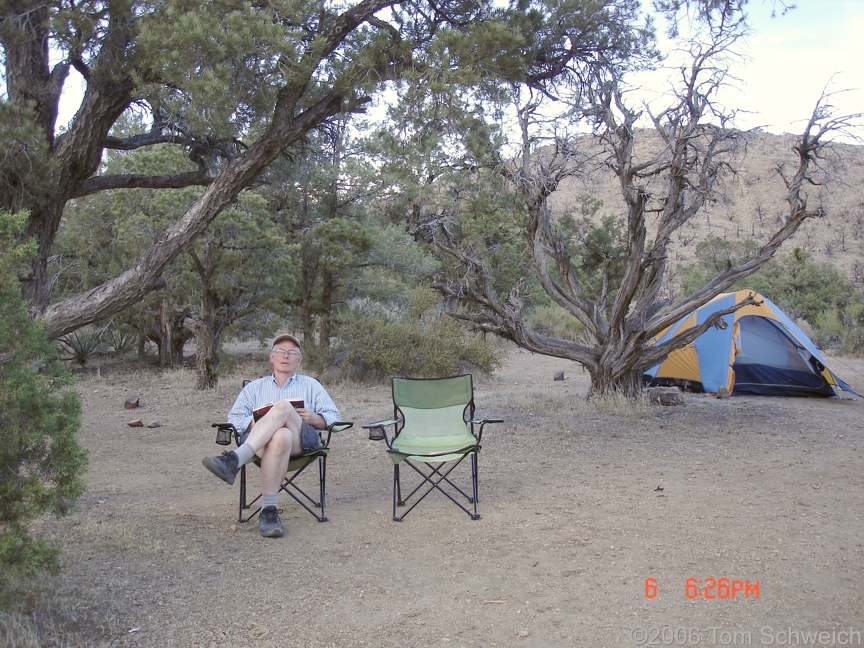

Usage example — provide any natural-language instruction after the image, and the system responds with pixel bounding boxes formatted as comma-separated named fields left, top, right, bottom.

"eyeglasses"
left=271, top=348, right=302, bottom=357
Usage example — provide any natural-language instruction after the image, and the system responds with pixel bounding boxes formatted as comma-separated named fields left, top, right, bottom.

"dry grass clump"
left=73, top=517, right=171, bottom=558
left=0, top=611, right=40, bottom=648
left=0, top=588, right=127, bottom=648
left=487, top=387, right=650, bottom=421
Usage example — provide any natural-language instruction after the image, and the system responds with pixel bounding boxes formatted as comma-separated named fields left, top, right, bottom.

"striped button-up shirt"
left=227, top=373, right=340, bottom=433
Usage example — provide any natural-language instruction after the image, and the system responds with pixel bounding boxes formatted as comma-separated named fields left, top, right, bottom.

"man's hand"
left=295, top=407, right=327, bottom=430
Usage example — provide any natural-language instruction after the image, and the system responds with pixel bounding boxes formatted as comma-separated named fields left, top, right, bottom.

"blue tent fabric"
left=642, top=293, right=736, bottom=391
left=693, top=293, right=736, bottom=394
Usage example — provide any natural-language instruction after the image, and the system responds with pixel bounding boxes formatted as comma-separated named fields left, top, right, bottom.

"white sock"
left=262, top=494, right=279, bottom=510
left=234, top=443, right=256, bottom=466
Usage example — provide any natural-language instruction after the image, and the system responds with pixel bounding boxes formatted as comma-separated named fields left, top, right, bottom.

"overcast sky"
left=55, top=1, right=864, bottom=138
left=715, top=0, right=864, bottom=135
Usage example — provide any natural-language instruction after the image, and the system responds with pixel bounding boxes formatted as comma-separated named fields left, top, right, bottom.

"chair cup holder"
left=367, top=426, right=385, bottom=441
left=215, top=427, right=232, bottom=445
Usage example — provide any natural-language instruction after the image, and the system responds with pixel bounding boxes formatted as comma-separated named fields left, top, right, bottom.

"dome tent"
left=644, top=290, right=858, bottom=398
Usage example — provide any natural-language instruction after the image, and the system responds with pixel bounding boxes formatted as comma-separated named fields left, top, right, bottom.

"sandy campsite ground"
left=13, top=348, right=864, bottom=647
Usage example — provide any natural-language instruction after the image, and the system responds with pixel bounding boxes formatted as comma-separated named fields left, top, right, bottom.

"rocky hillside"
left=547, top=130, right=864, bottom=291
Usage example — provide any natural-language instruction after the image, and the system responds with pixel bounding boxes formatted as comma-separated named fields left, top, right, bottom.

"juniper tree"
left=0, top=210, right=86, bottom=603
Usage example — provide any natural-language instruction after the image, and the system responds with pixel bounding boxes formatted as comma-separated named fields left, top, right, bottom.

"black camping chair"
left=363, top=375, right=502, bottom=521
left=211, top=381, right=353, bottom=523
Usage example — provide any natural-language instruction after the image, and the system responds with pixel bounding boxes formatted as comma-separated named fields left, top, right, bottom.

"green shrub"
left=680, top=240, right=856, bottom=322
left=751, top=249, right=857, bottom=325
left=0, top=211, right=87, bottom=607
left=678, top=238, right=861, bottom=351
left=314, top=288, right=506, bottom=380
left=816, top=303, right=864, bottom=356
left=524, top=303, right=590, bottom=343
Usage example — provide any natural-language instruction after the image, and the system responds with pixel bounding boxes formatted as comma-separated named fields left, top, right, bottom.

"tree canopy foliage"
left=53, top=113, right=296, bottom=386
left=1, top=0, right=653, bottom=343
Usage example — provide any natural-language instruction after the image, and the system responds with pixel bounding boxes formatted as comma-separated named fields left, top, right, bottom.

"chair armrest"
left=362, top=418, right=402, bottom=445
left=211, top=422, right=240, bottom=446
left=321, top=421, right=353, bottom=447
left=362, top=418, right=402, bottom=428
left=468, top=418, right=503, bottom=442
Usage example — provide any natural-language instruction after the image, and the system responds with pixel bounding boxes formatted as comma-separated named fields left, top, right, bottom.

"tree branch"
left=645, top=91, right=860, bottom=340
left=102, top=132, right=195, bottom=150
left=71, top=172, right=213, bottom=198
left=432, top=223, right=598, bottom=365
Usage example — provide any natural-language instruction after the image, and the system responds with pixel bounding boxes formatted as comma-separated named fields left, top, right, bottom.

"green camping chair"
left=363, top=375, right=502, bottom=521
left=211, top=381, right=353, bottom=523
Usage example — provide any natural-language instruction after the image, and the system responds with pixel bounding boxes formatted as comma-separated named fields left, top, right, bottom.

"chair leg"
left=392, top=454, right=481, bottom=521
left=474, top=453, right=479, bottom=501
left=278, top=455, right=330, bottom=523
left=400, top=461, right=474, bottom=504
left=392, top=464, right=402, bottom=521
left=395, top=463, right=404, bottom=506
left=238, top=464, right=263, bottom=524
left=239, top=455, right=331, bottom=524
left=239, top=464, right=246, bottom=512
left=470, top=452, right=480, bottom=520
left=318, top=455, right=328, bottom=522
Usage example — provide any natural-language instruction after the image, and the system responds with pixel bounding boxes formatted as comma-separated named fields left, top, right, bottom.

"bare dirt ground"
left=11, top=348, right=864, bottom=647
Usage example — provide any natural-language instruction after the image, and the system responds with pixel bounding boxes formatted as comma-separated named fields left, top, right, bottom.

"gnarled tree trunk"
left=193, top=292, right=217, bottom=390
left=587, top=363, right=643, bottom=399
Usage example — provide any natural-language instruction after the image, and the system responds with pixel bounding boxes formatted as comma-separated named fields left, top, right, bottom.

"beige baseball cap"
left=272, top=333, right=302, bottom=352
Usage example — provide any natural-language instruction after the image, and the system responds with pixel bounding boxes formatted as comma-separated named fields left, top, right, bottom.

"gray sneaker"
left=259, top=506, right=284, bottom=538
left=202, top=452, right=239, bottom=485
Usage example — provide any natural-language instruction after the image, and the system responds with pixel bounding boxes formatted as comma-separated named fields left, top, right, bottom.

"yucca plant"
left=58, top=329, right=102, bottom=365
left=102, top=323, right=137, bottom=355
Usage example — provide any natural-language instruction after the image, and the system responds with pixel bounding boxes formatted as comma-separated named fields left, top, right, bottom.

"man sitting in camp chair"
left=202, top=334, right=341, bottom=538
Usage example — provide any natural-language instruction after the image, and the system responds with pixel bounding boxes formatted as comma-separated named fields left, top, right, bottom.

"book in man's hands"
left=252, top=404, right=273, bottom=422
left=252, top=399, right=304, bottom=422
